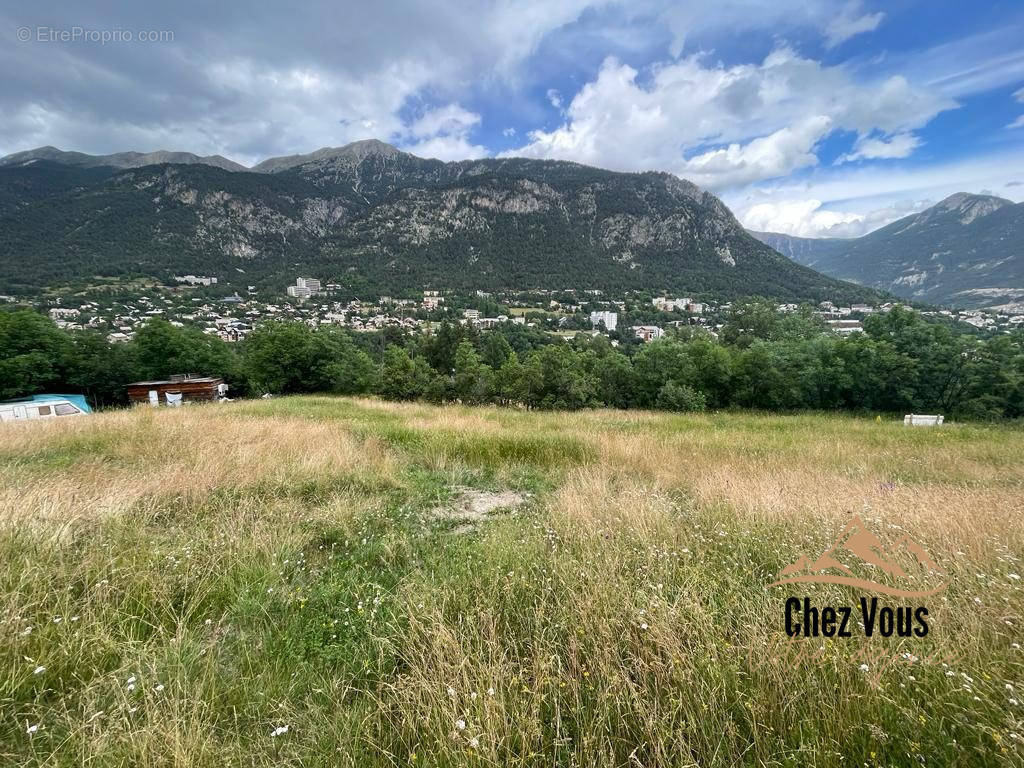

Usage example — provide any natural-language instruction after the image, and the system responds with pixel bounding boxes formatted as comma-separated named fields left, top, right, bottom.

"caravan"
left=0, top=394, right=92, bottom=423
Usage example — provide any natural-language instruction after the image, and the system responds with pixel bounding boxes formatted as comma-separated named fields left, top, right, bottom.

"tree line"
left=2, top=302, right=1022, bottom=419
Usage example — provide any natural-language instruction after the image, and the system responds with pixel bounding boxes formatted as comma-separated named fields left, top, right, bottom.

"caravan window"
left=54, top=403, right=79, bottom=416
left=37, top=405, right=52, bottom=416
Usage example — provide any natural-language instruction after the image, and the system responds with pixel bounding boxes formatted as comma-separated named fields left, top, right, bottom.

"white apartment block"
left=590, top=310, right=618, bottom=332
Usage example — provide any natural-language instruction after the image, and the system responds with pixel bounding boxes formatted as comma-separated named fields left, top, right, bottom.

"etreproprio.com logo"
left=17, top=26, right=174, bottom=44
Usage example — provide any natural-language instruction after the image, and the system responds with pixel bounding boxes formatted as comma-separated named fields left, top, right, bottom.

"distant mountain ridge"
left=750, top=193, right=1024, bottom=308
left=0, top=140, right=419, bottom=175
left=0, top=145, right=248, bottom=173
left=0, top=141, right=879, bottom=303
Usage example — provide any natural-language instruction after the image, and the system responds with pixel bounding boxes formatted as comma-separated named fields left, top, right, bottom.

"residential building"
left=174, top=275, right=218, bottom=286
left=590, top=310, right=618, bottom=332
left=827, top=319, right=864, bottom=335
left=632, top=325, right=664, bottom=342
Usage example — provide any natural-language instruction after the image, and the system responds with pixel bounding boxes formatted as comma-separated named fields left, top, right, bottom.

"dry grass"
left=2, top=398, right=1022, bottom=766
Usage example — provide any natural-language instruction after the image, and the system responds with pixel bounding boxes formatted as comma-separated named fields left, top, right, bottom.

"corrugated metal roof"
left=126, top=377, right=222, bottom=386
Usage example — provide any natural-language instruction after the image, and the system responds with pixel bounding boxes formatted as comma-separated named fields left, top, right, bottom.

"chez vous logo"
left=768, top=515, right=948, bottom=639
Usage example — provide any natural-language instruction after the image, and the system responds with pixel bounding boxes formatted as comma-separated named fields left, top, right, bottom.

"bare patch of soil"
left=431, top=486, right=528, bottom=533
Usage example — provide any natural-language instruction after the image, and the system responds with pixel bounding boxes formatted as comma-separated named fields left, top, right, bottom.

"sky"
left=2, top=0, right=1024, bottom=238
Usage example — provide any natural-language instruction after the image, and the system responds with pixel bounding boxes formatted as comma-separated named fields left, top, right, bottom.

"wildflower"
left=469, top=736, right=479, bottom=748
left=1007, top=684, right=1014, bottom=691
left=487, top=687, right=495, bottom=696
left=455, top=719, right=466, bottom=731
left=20, top=626, right=32, bottom=636
left=205, top=618, right=212, bottom=625
left=271, top=725, right=289, bottom=737
left=127, top=683, right=136, bottom=692
left=1009, top=574, right=1021, bottom=581
left=859, top=664, right=870, bottom=672
left=470, top=691, right=478, bottom=700
left=155, top=684, right=165, bottom=692
left=126, top=676, right=137, bottom=685
left=640, top=622, right=649, bottom=630
left=27, top=724, right=39, bottom=734
left=33, top=666, right=46, bottom=675
left=447, top=686, right=456, bottom=697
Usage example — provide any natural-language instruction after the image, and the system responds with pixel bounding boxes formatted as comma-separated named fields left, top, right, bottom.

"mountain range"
left=750, top=193, right=1024, bottom=309
left=0, top=142, right=877, bottom=303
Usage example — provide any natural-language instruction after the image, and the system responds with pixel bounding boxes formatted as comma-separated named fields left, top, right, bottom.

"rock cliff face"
left=0, top=141, right=877, bottom=302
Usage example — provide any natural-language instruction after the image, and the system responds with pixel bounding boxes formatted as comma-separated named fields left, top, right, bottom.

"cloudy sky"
left=3, top=0, right=1024, bottom=237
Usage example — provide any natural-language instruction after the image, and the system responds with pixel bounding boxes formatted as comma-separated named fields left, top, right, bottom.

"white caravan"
left=0, top=394, right=92, bottom=423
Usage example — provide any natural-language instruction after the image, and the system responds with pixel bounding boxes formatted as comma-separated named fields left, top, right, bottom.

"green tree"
left=0, top=309, right=74, bottom=399
left=134, top=319, right=239, bottom=384
left=480, top=331, right=514, bottom=370
left=523, top=345, right=597, bottom=410
left=243, top=321, right=315, bottom=394
left=452, top=340, right=492, bottom=404
left=655, top=381, right=707, bottom=412
left=378, top=346, right=438, bottom=401
left=632, top=340, right=697, bottom=408
left=308, top=327, right=377, bottom=395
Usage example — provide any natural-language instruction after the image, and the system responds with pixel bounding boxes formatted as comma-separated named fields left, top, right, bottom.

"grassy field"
left=1, top=398, right=1022, bottom=766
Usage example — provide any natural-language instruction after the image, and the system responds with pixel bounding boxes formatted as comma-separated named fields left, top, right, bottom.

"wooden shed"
left=126, top=375, right=226, bottom=406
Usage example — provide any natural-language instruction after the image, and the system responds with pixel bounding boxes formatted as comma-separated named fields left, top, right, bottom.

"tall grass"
left=1, top=398, right=1021, bottom=766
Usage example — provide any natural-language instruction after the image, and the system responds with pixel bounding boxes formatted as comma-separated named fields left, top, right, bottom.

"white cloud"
left=680, top=116, right=832, bottom=188
left=546, top=89, right=563, bottom=109
left=739, top=198, right=933, bottom=238
left=400, top=103, right=487, bottom=160
left=742, top=199, right=865, bottom=237
left=407, top=104, right=481, bottom=140
left=727, top=146, right=1024, bottom=237
left=823, top=1, right=885, bottom=48
left=1009, top=88, right=1024, bottom=129
left=507, top=47, right=953, bottom=189
left=502, top=127, right=517, bottom=137
left=402, top=134, right=489, bottom=161
left=653, top=1, right=885, bottom=58
left=0, top=0, right=606, bottom=163
left=836, top=131, right=921, bottom=163
left=910, top=31, right=1024, bottom=98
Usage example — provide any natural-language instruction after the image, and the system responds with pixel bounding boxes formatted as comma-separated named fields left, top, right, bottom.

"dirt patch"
left=431, top=486, right=528, bottom=533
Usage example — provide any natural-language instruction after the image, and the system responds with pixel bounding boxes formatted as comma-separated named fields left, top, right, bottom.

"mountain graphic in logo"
left=768, top=516, right=948, bottom=597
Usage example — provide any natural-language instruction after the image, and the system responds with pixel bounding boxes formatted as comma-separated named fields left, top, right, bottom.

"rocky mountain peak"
left=252, top=140, right=406, bottom=173
left=931, top=192, right=1012, bottom=225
